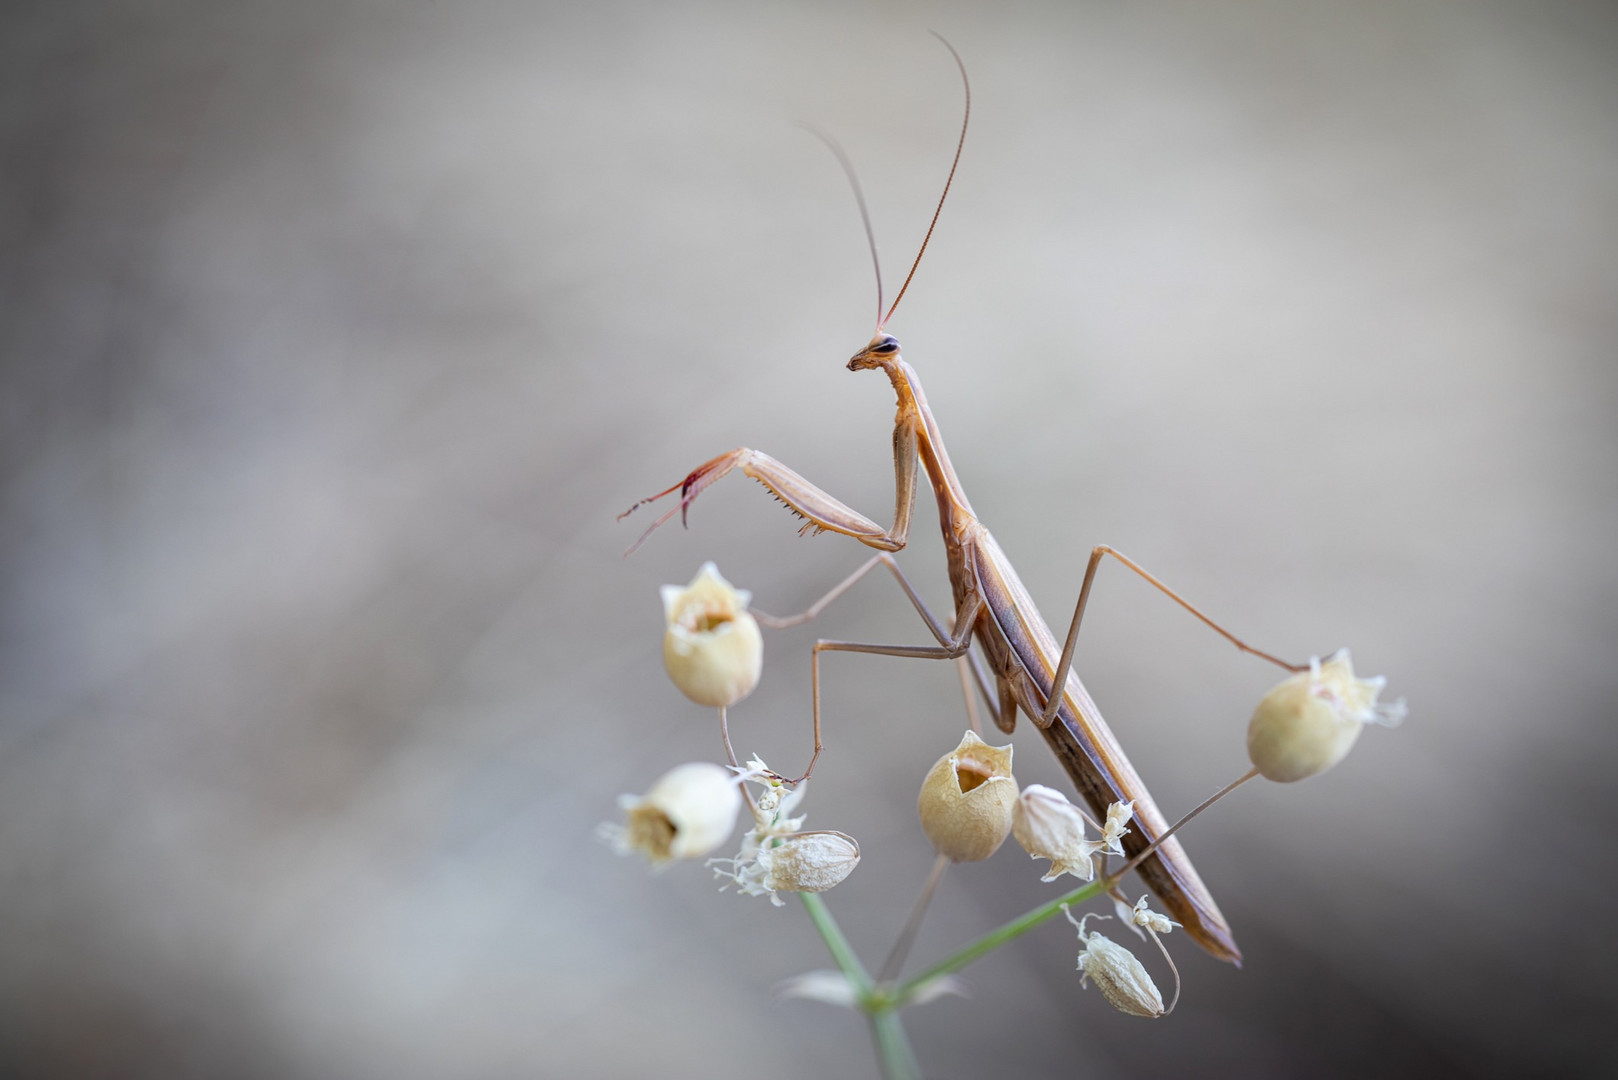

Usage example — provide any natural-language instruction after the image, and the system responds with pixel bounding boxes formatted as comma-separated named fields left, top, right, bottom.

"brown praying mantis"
left=621, top=40, right=1307, bottom=967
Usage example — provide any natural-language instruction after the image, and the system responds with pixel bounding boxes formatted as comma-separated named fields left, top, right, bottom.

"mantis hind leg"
left=1038, top=545, right=1305, bottom=727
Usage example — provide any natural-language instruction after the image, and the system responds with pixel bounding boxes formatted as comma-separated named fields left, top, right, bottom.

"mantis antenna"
left=882, top=31, right=970, bottom=329
left=799, top=123, right=885, bottom=332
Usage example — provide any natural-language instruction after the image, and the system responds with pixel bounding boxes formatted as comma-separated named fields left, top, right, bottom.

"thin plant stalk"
left=877, top=854, right=949, bottom=983
left=717, top=705, right=738, bottom=767
left=1146, top=926, right=1181, bottom=1014
left=798, top=892, right=870, bottom=991
left=893, top=876, right=1108, bottom=1001
left=1110, top=767, right=1258, bottom=883
left=800, top=894, right=921, bottom=1080
left=868, top=1010, right=922, bottom=1080
left=893, top=767, right=1259, bottom=1001
left=717, top=706, right=761, bottom=815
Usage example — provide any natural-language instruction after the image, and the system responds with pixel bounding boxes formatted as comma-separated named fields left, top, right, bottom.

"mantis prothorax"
left=621, top=36, right=1304, bottom=967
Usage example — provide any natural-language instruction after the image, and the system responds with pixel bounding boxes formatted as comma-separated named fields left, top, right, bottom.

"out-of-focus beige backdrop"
left=3, top=1, right=1614, bottom=1076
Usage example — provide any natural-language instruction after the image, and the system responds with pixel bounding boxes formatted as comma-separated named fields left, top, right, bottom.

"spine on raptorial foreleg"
left=621, top=443, right=906, bottom=558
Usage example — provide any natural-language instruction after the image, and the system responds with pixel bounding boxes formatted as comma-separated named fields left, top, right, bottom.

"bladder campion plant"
left=606, top=38, right=1406, bottom=1079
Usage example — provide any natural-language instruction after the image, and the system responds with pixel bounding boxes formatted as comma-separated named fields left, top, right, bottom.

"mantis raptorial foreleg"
left=621, top=436, right=919, bottom=557
left=1033, top=546, right=1305, bottom=728
left=628, top=450, right=994, bottom=783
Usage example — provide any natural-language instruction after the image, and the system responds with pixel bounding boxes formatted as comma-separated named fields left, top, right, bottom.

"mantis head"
left=848, top=333, right=901, bottom=372
left=819, top=36, right=967, bottom=380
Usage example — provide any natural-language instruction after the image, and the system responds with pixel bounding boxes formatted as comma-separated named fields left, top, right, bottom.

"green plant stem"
left=892, top=877, right=1107, bottom=1002
left=891, top=768, right=1259, bottom=1003
left=868, top=1009, right=921, bottom=1080
left=798, top=892, right=870, bottom=991
left=800, top=894, right=922, bottom=1080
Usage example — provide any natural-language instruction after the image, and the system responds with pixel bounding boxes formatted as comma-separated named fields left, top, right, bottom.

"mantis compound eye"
left=871, top=336, right=900, bottom=354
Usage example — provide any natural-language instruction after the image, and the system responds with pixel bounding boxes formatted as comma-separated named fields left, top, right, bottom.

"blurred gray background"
left=3, top=1, right=1615, bottom=1077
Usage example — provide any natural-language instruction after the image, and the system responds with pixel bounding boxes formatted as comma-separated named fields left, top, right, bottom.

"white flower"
left=1131, top=896, right=1180, bottom=936
left=602, top=761, right=742, bottom=864
left=1012, top=784, right=1103, bottom=882
left=742, top=756, right=807, bottom=833
left=1113, top=894, right=1145, bottom=938
left=713, top=830, right=861, bottom=906
left=917, top=730, right=1018, bottom=863
left=1247, top=648, right=1406, bottom=782
left=710, top=760, right=859, bottom=905
left=661, top=562, right=763, bottom=707
left=1064, top=906, right=1164, bottom=1019
left=1100, top=800, right=1134, bottom=857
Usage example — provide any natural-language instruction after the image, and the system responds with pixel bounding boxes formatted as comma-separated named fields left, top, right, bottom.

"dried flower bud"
left=713, top=828, right=861, bottom=906
left=661, top=562, right=763, bottom=707
left=754, top=831, right=861, bottom=903
left=1065, top=906, right=1164, bottom=1019
left=1100, top=800, right=1134, bottom=857
left=1131, top=896, right=1180, bottom=936
left=711, top=763, right=858, bottom=904
left=1247, top=648, right=1407, bottom=782
left=1013, top=784, right=1102, bottom=882
left=605, top=761, right=741, bottom=864
left=917, top=730, right=1018, bottom=862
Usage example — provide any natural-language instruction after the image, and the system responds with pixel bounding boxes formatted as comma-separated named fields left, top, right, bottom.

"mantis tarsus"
left=621, top=39, right=1303, bottom=967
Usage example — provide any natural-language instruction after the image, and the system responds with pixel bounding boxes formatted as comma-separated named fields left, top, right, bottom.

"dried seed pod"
left=1012, top=784, right=1101, bottom=882
left=710, top=763, right=859, bottom=905
left=660, top=562, right=763, bottom=707
left=1247, top=648, right=1406, bottom=782
left=1081, top=931, right=1165, bottom=1018
left=609, top=762, right=742, bottom=864
left=1066, top=907, right=1165, bottom=1019
left=756, top=830, right=861, bottom=898
left=917, top=730, right=1018, bottom=862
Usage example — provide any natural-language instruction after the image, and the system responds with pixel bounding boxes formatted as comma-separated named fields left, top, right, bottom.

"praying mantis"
left=621, top=40, right=1304, bottom=966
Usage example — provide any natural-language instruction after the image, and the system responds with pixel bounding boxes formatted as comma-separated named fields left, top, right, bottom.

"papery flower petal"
left=898, top=975, right=968, bottom=1007
left=1013, top=784, right=1101, bottom=882
left=777, top=971, right=861, bottom=1009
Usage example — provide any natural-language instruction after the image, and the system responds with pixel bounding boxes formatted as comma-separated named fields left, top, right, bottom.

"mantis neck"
left=890, top=359, right=977, bottom=541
